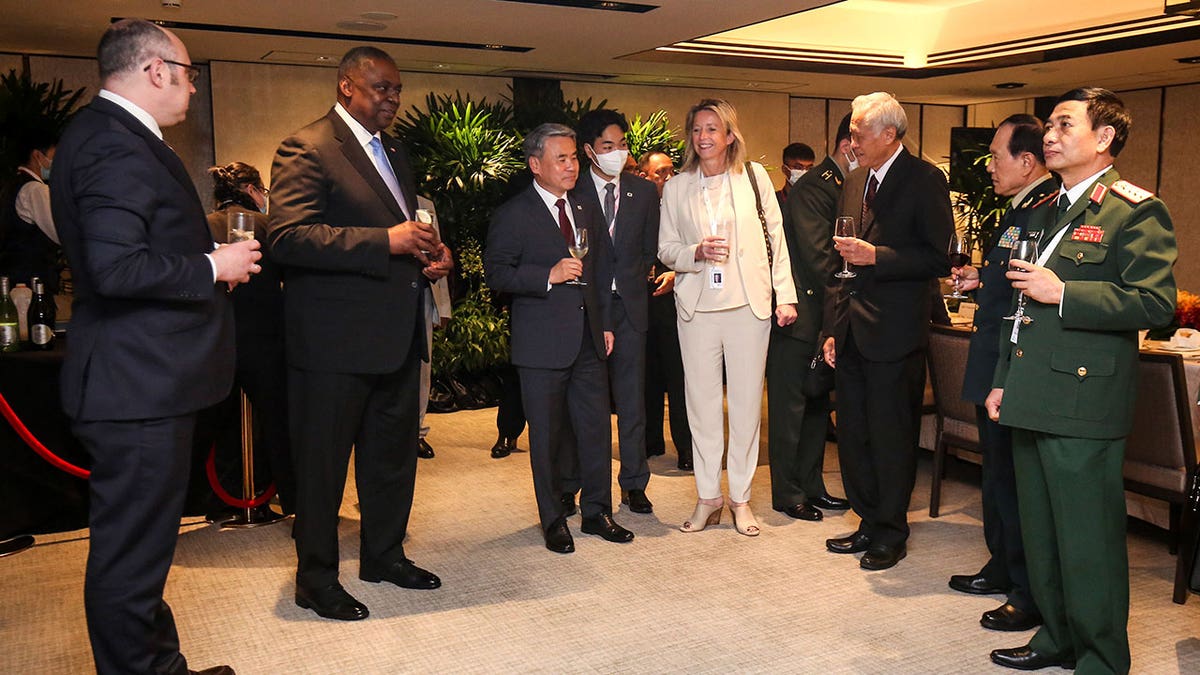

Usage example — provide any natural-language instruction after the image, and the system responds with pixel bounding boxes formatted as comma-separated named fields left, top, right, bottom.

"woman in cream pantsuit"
left=658, top=98, right=798, bottom=536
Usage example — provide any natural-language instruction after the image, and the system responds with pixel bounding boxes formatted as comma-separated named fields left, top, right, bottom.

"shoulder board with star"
left=1110, top=180, right=1153, bottom=204
left=1023, top=192, right=1057, bottom=210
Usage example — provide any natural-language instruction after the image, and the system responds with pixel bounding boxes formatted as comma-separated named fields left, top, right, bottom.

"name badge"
left=708, top=265, right=725, bottom=289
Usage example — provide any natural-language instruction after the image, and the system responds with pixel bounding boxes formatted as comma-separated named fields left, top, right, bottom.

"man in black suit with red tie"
left=268, top=46, right=451, bottom=621
left=821, top=92, right=953, bottom=570
left=485, top=123, right=633, bottom=554
left=51, top=19, right=260, bottom=674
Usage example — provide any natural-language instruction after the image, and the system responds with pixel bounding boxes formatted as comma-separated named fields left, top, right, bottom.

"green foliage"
left=0, top=69, right=86, bottom=172
left=430, top=238, right=509, bottom=378
left=626, top=109, right=684, bottom=166
left=949, top=135, right=1007, bottom=255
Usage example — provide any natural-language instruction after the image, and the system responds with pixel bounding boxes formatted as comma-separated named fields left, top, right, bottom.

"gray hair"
left=337, top=46, right=396, bottom=81
left=522, top=123, right=575, bottom=162
left=851, top=92, right=907, bottom=139
left=97, top=18, right=175, bottom=81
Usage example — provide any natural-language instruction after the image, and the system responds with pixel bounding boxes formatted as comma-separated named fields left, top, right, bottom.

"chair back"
left=1125, top=352, right=1198, bottom=501
left=927, top=324, right=978, bottom=448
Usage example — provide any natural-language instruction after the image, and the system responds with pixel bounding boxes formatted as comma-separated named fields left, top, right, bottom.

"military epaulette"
left=1110, top=180, right=1153, bottom=204
left=1026, top=192, right=1057, bottom=210
left=820, top=169, right=843, bottom=187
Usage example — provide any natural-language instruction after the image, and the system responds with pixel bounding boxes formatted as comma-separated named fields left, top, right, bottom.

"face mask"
left=844, top=149, right=859, bottom=172
left=258, top=199, right=268, bottom=215
left=788, top=168, right=806, bottom=185
left=39, top=156, right=52, bottom=182
left=591, top=148, right=629, bottom=177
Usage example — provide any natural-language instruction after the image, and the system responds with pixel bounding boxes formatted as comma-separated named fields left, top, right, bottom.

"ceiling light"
left=1176, top=55, right=1200, bottom=63
left=496, top=0, right=657, bottom=13
left=993, top=82, right=1026, bottom=89
left=360, top=11, right=398, bottom=21
left=336, top=20, right=387, bottom=31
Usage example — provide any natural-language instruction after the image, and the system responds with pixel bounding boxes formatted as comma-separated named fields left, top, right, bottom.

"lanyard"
left=700, top=172, right=728, bottom=236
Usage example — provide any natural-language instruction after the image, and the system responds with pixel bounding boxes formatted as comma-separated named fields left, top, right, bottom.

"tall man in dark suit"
left=51, top=18, right=260, bottom=674
left=768, top=114, right=855, bottom=522
left=268, top=46, right=450, bottom=622
left=821, top=92, right=953, bottom=570
left=561, top=109, right=659, bottom=514
left=987, top=88, right=1177, bottom=674
left=947, top=115, right=1056, bottom=633
left=485, top=123, right=633, bottom=554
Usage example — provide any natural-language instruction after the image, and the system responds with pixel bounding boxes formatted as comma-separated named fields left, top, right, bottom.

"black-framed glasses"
left=143, top=58, right=200, bottom=84
left=254, top=185, right=270, bottom=195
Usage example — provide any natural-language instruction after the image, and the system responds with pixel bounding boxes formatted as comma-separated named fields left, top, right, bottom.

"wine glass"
left=945, top=232, right=971, bottom=299
left=566, top=228, right=588, bottom=286
left=227, top=211, right=255, bottom=243
left=1002, top=238, right=1039, bottom=324
left=834, top=216, right=856, bottom=279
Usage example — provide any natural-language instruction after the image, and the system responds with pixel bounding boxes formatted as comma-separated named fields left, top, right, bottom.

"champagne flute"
left=566, top=228, right=588, bottom=286
left=1003, top=238, right=1039, bottom=324
left=711, top=221, right=730, bottom=265
left=945, top=232, right=971, bottom=299
left=227, top=211, right=255, bottom=243
left=834, top=216, right=857, bottom=279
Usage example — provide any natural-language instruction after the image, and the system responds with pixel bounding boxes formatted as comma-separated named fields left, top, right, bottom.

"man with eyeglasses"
left=51, top=18, right=260, bottom=675
left=268, top=46, right=451, bottom=621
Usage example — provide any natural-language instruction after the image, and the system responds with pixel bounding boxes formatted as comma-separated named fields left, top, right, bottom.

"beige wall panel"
left=921, top=105, right=964, bottom=170
left=0, top=54, right=25, bottom=76
left=789, top=97, right=827, bottom=154
left=967, top=100, right=1032, bottom=128
left=826, top=98, right=853, bottom=154
left=560, top=81, right=790, bottom=189
left=1160, top=85, right=1200, bottom=292
left=1114, top=88, right=1160, bottom=193
left=901, top=102, right=921, bottom=158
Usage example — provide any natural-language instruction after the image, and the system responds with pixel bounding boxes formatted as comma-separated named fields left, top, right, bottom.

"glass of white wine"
left=227, top=211, right=255, bottom=244
left=566, top=228, right=588, bottom=286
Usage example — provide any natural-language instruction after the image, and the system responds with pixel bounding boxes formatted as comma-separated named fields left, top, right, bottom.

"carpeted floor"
left=2, top=406, right=1197, bottom=674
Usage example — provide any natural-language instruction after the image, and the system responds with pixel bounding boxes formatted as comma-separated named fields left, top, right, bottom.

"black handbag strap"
left=744, top=161, right=774, bottom=269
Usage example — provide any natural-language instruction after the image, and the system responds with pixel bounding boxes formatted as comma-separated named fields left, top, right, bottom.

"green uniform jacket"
left=774, top=155, right=843, bottom=346
left=992, top=168, right=1177, bottom=440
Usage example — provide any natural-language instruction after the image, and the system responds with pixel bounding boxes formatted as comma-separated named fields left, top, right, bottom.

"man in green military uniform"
left=986, top=88, right=1177, bottom=673
left=767, top=114, right=856, bottom=521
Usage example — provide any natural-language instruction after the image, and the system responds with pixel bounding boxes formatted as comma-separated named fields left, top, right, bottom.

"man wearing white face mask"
left=775, top=142, right=815, bottom=209
left=561, top=109, right=660, bottom=515
left=1, top=128, right=62, bottom=293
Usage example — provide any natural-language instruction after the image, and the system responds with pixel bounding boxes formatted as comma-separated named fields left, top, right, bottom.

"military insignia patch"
left=1071, top=225, right=1104, bottom=243
left=1089, top=183, right=1107, bottom=205
left=1111, top=180, right=1152, bottom=204
left=997, top=225, right=1021, bottom=248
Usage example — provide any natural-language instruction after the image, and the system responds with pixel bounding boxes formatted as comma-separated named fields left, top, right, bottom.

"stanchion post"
left=221, top=391, right=287, bottom=529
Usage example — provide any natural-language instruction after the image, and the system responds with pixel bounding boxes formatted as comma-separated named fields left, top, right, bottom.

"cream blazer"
left=658, top=161, right=797, bottom=321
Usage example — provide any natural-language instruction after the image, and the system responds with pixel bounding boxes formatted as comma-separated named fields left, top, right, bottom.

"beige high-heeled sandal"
left=728, top=500, right=760, bottom=536
left=679, top=499, right=723, bottom=533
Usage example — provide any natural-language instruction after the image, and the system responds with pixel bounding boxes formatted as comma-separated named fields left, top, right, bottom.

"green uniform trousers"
left=1012, top=429, right=1130, bottom=675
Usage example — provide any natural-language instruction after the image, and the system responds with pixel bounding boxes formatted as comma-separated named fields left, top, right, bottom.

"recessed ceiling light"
left=335, top=19, right=387, bottom=31
left=315, top=55, right=333, bottom=62
left=993, top=82, right=1026, bottom=89
left=361, top=11, right=398, bottom=21
left=1177, top=55, right=1200, bottom=64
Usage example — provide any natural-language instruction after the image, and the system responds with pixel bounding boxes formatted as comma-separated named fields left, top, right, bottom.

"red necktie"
left=862, top=174, right=878, bottom=225
left=556, top=198, right=573, bottom=246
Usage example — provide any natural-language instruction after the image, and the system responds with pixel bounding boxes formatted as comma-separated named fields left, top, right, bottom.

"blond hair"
left=680, top=98, right=748, bottom=174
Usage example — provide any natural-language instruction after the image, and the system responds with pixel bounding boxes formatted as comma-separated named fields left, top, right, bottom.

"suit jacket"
left=267, top=109, right=425, bottom=373
left=658, top=161, right=798, bottom=321
left=50, top=96, right=234, bottom=421
left=823, top=147, right=953, bottom=361
left=484, top=183, right=613, bottom=370
left=960, top=175, right=1057, bottom=404
left=207, top=205, right=284, bottom=340
left=570, top=171, right=658, bottom=332
left=993, top=168, right=1177, bottom=439
left=775, top=155, right=843, bottom=346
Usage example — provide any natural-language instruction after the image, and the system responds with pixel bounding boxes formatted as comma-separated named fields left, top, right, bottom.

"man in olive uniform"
left=767, top=114, right=855, bottom=521
left=949, top=115, right=1057, bottom=632
left=986, top=88, right=1177, bottom=673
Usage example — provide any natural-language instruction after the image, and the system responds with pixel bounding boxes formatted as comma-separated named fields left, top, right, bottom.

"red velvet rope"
left=0, top=390, right=90, bottom=479
left=205, top=445, right=276, bottom=508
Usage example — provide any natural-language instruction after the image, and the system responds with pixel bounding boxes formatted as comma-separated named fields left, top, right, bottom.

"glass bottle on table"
left=28, top=277, right=55, bottom=351
left=0, top=276, right=19, bottom=352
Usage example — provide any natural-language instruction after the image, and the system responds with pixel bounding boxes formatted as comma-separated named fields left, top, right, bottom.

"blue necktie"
left=369, top=136, right=409, bottom=220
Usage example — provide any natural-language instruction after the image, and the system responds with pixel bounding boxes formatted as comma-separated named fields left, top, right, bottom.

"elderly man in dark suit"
left=821, top=92, right=953, bottom=570
left=485, top=123, right=633, bottom=554
left=51, top=18, right=259, bottom=674
left=559, top=109, right=659, bottom=515
left=268, top=46, right=450, bottom=622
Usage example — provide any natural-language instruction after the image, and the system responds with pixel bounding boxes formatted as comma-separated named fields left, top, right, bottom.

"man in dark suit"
left=821, top=92, right=953, bottom=570
left=485, top=123, right=633, bottom=554
left=947, top=115, right=1056, bottom=633
left=767, top=114, right=855, bottom=522
left=51, top=19, right=260, bottom=674
left=560, top=109, right=659, bottom=514
left=268, top=46, right=450, bottom=621
left=987, top=88, right=1177, bottom=674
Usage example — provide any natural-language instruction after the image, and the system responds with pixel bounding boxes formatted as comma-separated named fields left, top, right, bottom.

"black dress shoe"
left=990, top=645, right=1075, bottom=670
left=490, top=435, right=514, bottom=459
left=544, top=519, right=574, bottom=554
left=580, top=512, right=635, bottom=543
left=949, top=573, right=1008, bottom=595
left=360, top=558, right=441, bottom=589
left=981, top=603, right=1043, bottom=632
left=826, top=532, right=871, bottom=554
left=560, top=492, right=577, bottom=517
left=808, top=494, right=851, bottom=511
left=621, top=489, right=654, bottom=514
left=860, top=543, right=906, bottom=570
left=417, top=438, right=435, bottom=459
left=189, top=667, right=236, bottom=675
left=646, top=445, right=666, bottom=457
left=677, top=456, right=693, bottom=471
left=295, top=583, right=369, bottom=621
left=777, top=504, right=822, bottom=521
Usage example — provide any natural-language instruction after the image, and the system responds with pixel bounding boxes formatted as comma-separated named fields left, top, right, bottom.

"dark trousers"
left=834, top=332, right=925, bottom=547
left=975, top=405, right=1035, bottom=612
left=644, top=289, right=691, bottom=462
left=289, top=350, right=421, bottom=591
left=519, top=329, right=612, bottom=531
left=766, top=334, right=830, bottom=508
left=75, top=415, right=196, bottom=675
left=495, top=363, right=526, bottom=440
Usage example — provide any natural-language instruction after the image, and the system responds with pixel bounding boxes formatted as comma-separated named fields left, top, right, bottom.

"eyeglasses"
left=143, top=58, right=201, bottom=84
left=254, top=185, right=270, bottom=195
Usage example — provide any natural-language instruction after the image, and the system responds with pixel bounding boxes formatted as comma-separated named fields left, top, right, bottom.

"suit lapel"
left=862, top=148, right=910, bottom=240
left=328, top=111, right=409, bottom=223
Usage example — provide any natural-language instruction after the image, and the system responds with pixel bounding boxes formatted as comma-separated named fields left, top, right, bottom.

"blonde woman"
left=658, top=99, right=798, bottom=536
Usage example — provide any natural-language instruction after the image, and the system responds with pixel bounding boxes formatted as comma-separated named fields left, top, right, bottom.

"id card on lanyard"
left=702, top=174, right=729, bottom=289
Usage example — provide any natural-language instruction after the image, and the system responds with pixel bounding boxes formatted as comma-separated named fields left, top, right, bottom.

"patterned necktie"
left=604, top=183, right=616, bottom=235
left=368, top=136, right=410, bottom=219
left=555, top=198, right=573, bottom=246
left=863, top=174, right=879, bottom=225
